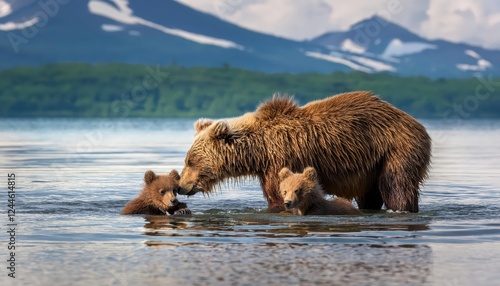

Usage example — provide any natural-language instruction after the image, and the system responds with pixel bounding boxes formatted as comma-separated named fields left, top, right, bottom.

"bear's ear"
left=278, top=167, right=293, bottom=181
left=210, top=120, right=237, bottom=140
left=303, top=167, right=317, bottom=182
left=144, top=170, right=157, bottom=184
left=168, top=169, right=180, bottom=181
left=194, top=118, right=213, bottom=135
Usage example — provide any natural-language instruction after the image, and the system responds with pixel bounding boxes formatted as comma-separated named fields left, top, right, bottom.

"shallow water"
left=1, top=118, right=499, bottom=286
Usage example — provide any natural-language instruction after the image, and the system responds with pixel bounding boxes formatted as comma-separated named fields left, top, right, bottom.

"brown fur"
left=279, top=167, right=361, bottom=215
left=121, top=170, right=190, bottom=215
left=179, top=91, right=431, bottom=212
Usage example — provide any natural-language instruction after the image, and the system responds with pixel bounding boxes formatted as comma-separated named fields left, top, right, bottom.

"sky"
left=175, top=0, right=500, bottom=50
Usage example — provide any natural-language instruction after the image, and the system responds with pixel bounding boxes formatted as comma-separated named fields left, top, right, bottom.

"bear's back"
left=326, top=197, right=362, bottom=215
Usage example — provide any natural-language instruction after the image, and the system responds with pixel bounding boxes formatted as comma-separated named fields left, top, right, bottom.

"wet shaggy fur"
left=121, top=170, right=191, bottom=215
left=279, top=167, right=361, bottom=215
left=178, top=91, right=431, bottom=212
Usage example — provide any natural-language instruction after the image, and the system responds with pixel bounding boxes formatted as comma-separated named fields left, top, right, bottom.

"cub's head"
left=143, top=169, right=183, bottom=214
left=178, top=119, right=242, bottom=196
left=278, top=167, right=318, bottom=209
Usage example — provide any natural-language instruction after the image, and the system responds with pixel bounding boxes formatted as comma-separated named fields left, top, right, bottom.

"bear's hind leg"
left=378, top=129, right=430, bottom=213
left=378, top=162, right=421, bottom=213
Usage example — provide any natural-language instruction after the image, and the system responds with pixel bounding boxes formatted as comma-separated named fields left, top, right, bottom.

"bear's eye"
left=159, top=189, right=167, bottom=196
left=294, top=189, right=300, bottom=194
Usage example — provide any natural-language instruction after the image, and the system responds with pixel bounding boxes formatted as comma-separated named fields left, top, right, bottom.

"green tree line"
left=0, top=63, right=498, bottom=118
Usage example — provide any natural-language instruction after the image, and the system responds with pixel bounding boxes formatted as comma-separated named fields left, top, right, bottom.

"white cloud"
left=175, top=0, right=500, bottom=50
left=420, top=0, right=500, bottom=49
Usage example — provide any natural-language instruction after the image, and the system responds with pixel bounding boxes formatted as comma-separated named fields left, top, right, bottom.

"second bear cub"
left=279, top=167, right=361, bottom=215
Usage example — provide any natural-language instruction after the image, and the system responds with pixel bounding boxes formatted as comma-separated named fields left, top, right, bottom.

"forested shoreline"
left=1, top=63, right=498, bottom=118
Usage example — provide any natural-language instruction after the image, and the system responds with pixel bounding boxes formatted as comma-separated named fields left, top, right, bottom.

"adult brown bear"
left=178, top=91, right=431, bottom=213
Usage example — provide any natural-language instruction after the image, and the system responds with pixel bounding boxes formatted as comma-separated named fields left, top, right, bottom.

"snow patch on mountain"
left=465, top=49, right=481, bottom=59
left=306, top=50, right=396, bottom=73
left=89, top=0, right=243, bottom=49
left=382, top=38, right=437, bottom=57
left=350, top=56, right=396, bottom=72
left=305, top=51, right=371, bottom=73
left=340, top=39, right=366, bottom=54
left=89, top=0, right=135, bottom=24
left=457, top=50, right=492, bottom=71
left=0, top=1, right=12, bottom=18
left=0, top=17, right=38, bottom=31
left=102, top=24, right=124, bottom=32
left=456, top=60, right=492, bottom=71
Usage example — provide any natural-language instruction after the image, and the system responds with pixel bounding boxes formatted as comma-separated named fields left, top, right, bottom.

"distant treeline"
left=1, top=63, right=499, bottom=118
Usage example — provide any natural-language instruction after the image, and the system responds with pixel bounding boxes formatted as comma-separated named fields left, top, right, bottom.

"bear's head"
left=278, top=167, right=319, bottom=209
left=122, top=169, right=187, bottom=215
left=142, top=169, right=184, bottom=214
left=179, top=119, right=244, bottom=196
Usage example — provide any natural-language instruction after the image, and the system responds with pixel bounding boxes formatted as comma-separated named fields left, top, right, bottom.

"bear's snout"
left=170, top=198, right=179, bottom=206
left=172, top=186, right=180, bottom=195
left=178, top=182, right=200, bottom=196
left=284, top=201, right=292, bottom=209
left=178, top=179, right=195, bottom=195
left=177, top=186, right=190, bottom=195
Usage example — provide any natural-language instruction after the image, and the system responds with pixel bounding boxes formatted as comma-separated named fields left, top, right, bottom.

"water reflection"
left=140, top=212, right=431, bottom=245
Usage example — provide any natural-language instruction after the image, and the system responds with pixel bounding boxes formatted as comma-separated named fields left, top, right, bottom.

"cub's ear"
left=168, top=169, right=180, bottom=181
left=144, top=170, right=157, bottom=184
left=194, top=118, right=213, bottom=135
left=303, top=167, right=317, bottom=181
left=278, top=167, right=293, bottom=182
left=210, top=120, right=238, bottom=140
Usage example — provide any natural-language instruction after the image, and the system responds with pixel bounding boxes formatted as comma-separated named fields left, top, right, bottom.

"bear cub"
left=122, top=169, right=191, bottom=215
left=279, top=167, right=361, bottom=215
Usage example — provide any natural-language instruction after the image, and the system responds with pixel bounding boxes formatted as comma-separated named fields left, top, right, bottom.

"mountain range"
left=1, top=0, right=499, bottom=78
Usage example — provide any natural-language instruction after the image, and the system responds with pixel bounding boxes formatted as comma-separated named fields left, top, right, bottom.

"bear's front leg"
left=260, top=173, right=286, bottom=212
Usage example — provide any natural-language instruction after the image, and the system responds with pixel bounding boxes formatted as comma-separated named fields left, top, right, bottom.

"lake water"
left=0, top=118, right=499, bottom=286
